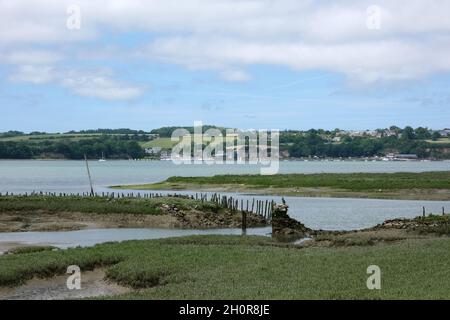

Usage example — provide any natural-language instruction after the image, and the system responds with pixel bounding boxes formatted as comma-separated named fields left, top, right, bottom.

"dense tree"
left=0, top=136, right=145, bottom=159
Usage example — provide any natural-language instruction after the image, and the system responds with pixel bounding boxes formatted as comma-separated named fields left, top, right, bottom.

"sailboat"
left=99, top=152, right=106, bottom=162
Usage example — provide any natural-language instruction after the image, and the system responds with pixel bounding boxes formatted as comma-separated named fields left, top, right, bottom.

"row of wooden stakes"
left=0, top=191, right=276, bottom=221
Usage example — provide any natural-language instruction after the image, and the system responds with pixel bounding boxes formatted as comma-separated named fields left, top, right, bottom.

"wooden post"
left=84, top=154, right=94, bottom=196
left=443, top=207, right=445, bottom=216
left=423, top=206, right=426, bottom=217
left=242, top=210, right=247, bottom=232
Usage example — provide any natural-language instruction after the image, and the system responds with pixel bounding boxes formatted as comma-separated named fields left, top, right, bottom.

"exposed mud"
left=0, top=197, right=268, bottom=233
left=0, top=269, right=130, bottom=300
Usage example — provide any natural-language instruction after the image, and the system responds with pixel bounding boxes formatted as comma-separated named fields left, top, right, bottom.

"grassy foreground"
left=1, top=235, right=450, bottom=299
left=114, top=171, right=450, bottom=200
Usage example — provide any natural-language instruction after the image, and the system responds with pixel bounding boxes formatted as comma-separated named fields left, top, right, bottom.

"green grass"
left=426, top=138, right=450, bottom=144
left=123, top=172, right=450, bottom=192
left=140, top=135, right=237, bottom=149
left=0, top=133, right=108, bottom=142
left=6, top=246, right=58, bottom=255
left=413, top=215, right=450, bottom=235
left=0, top=196, right=219, bottom=216
left=1, top=235, right=450, bottom=299
left=140, top=138, right=177, bottom=149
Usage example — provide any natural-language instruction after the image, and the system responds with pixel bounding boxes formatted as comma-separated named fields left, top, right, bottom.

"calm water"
left=0, top=227, right=271, bottom=253
left=1, top=159, right=449, bottom=194
left=115, top=188, right=450, bottom=230
left=0, top=160, right=449, bottom=248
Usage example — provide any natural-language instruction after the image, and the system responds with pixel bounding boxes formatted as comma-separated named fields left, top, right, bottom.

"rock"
left=271, top=204, right=312, bottom=240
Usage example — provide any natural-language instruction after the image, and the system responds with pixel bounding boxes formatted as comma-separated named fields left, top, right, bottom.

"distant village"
left=143, top=127, right=450, bottom=161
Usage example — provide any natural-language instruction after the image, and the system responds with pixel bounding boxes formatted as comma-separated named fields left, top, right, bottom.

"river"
left=0, top=160, right=449, bottom=250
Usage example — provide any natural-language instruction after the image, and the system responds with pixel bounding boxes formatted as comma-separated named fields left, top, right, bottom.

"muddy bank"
left=0, top=269, right=129, bottom=300
left=0, top=208, right=267, bottom=233
left=0, top=211, right=178, bottom=232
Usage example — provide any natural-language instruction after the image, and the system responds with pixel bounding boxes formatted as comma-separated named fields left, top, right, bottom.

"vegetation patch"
left=0, top=196, right=267, bottom=231
left=161, top=172, right=450, bottom=191
left=116, top=172, right=450, bottom=200
left=2, top=235, right=450, bottom=299
left=5, top=246, right=58, bottom=255
left=0, top=196, right=222, bottom=216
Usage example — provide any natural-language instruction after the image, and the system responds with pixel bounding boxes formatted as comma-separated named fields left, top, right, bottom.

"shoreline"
left=112, top=171, right=450, bottom=201
left=0, top=195, right=268, bottom=234
left=113, top=183, right=450, bottom=201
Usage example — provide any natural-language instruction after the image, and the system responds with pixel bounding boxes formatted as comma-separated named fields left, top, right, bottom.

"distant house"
left=439, top=129, right=450, bottom=137
left=347, top=130, right=380, bottom=138
left=160, top=150, right=171, bottom=160
left=332, top=137, right=341, bottom=142
left=145, top=147, right=162, bottom=154
left=386, top=153, right=418, bottom=161
left=383, top=130, right=397, bottom=137
left=396, top=154, right=418, bottom=160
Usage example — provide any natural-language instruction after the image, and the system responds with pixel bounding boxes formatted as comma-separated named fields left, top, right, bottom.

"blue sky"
left=1, top=0, right=450, bottom=132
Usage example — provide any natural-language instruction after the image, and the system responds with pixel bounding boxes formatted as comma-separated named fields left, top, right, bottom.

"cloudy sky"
left=1, top=0, right=450, bottom=132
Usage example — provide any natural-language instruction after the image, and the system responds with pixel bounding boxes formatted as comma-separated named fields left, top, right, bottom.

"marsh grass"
left=163, top=172, right=450, bottom=191
left=0, top=196, right=219, bottom=216
left=2, top=235, right=450, bottom=299
left=6, top=246, right=58, bottom=255
left=413, top=215, right=450, bottom=235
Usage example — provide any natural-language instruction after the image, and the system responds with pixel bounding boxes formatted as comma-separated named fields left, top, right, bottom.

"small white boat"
left=99, top=152, right=106, bottom=162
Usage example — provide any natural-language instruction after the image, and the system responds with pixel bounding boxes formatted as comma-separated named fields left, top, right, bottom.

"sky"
left=1, top=0, right=450, bottom=132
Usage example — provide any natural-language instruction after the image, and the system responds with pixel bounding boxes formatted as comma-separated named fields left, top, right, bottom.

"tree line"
left=0, top=136, right=145, bottom=159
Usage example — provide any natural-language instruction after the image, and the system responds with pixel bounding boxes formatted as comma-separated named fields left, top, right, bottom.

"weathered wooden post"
left=242, top=210, right=247, bottom=233
left=423, top=206, right=426, bottom=217
left=84, top=154, right=95, bottom=196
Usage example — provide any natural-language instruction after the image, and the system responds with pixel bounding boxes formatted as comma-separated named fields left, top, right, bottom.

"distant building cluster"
left=438, top=129, right=450, bottom=137
left=335, top=129, right=397, bottom=138
left=335, top=128, right=450, bottom=139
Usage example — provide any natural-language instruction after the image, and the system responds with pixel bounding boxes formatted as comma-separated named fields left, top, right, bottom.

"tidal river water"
left=0, top=160, right=449, bottom=251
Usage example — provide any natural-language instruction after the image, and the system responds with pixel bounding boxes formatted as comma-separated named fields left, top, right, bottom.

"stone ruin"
left=271, top=202, right=313, bottom=240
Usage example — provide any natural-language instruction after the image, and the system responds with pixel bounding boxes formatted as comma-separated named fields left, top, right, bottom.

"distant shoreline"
left=112, top=171, right=450, bottom=201
left=1, top=158, right=450, bottom=162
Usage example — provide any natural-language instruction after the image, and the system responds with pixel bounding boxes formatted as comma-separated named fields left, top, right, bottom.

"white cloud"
left=219, top=70, right=251, bottom=82
left=1, top=50, right=62, bottom=65
left=2, top=0, right=450, bottom=84
left=62, top=75, right=143, bottom=100
left=9, top=65, right=57, bottom=84
left=10, top=65, right=143, bottom=100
